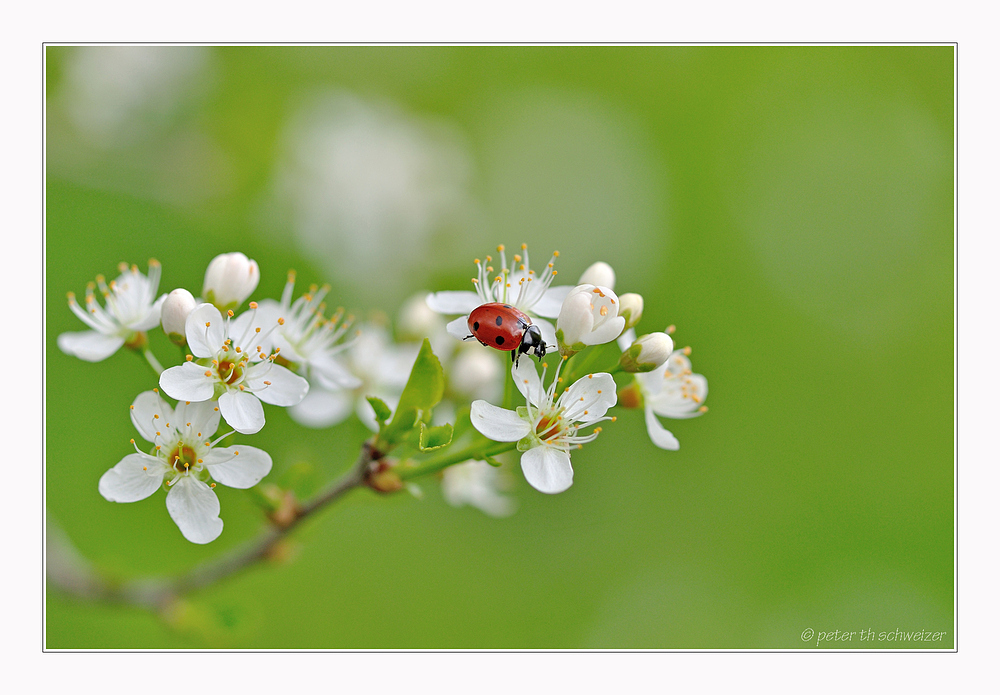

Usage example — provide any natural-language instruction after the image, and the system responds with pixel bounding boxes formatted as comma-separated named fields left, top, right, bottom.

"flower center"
left=535, top=410, right=565, bottom=440
left=169, top=443, right=199, bottom=473
left=218, top=358, right=244, bottom=384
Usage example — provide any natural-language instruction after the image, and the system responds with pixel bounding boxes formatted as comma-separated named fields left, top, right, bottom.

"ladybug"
left=465, top=303, right=546, bottom=366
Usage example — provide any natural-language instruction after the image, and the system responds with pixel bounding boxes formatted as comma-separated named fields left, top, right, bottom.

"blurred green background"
left=45, top=46, right=954, bottom=649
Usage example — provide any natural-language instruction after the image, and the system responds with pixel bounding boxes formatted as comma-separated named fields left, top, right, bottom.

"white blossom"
left=441, top=460, right=517, bottom=517
left=470, top=360, right=616, bottom=494
left=99, top=391, right=272, bottom=544
left=556, top=284, right=626, bottom=351
left=158, top=303, right=308, bottom=434
left=634, top=349, right=708, bottom=450
left=58, top=260, right=165, bottom=362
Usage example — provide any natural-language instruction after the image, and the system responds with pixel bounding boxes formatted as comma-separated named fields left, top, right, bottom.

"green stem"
left=397, top=438, right=517, bottom=481
left=142, top=347, right=164, bottom=375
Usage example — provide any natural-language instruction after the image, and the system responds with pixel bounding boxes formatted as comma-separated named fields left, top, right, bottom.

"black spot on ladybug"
left=503, top=304, right=512, bottom=309
left=495, top=335, right=505, bottom=346
left=495, top=315, right=503, bottom=327
left=473, top=321, right=479, bottom=331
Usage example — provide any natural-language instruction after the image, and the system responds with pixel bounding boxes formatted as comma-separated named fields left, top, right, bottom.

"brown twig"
left=47, top=440, right=379, bottom=611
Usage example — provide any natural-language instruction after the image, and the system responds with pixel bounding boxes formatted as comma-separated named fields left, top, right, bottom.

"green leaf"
left=366, top=396, right=393, bottom=424
left=384, top=339, right=445, bottom=443
left=418, top=423, right=454, bottom=451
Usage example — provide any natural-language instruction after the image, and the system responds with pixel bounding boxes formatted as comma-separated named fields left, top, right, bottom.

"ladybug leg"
left=463, top=334, right=475, bottom=341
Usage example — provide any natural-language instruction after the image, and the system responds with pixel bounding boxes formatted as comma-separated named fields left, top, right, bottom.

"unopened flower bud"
left=578, top=261, right=616, bottom=290
left=619, top=332, right=674, bottom=373
left=618, top=293, right=644, bottom=329
left=202, top=252, right=259, bottom=311
left=160, top=288, right=197, bottom=345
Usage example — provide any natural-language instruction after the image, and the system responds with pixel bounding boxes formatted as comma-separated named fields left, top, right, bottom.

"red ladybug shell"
left=468, top=303, right=530, bottom=352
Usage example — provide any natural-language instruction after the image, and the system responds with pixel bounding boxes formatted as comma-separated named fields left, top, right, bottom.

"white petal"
left=446, top=315, right=472, bottom=340
left=645, top=405, right=680, bottom=450
left=470, top=400, right=532, bottom=442
left=582, top=315, right=626, bottom=346
left=171, top=398, right=222, bottom=435
left=530, top=284, right=574, bottom=318
left=425, top=291, right=482, bottom=314
left=512, top=359, right=544, bottom=406
left=246, top=362, right=309, bottom=406
left=205, top=445, right=272, bottom=489
left=130, top=294, right=167, bottom=331
left=166, top=477, right=224, bottom=544
left=57, top=330, right=125, bottom=362
left=310, top=354, right=362, bottom=390
left=99, top=453, right=164, bottom=502
left=159, top=362, right=216, bottom=402
left=556, top=290, right=594, bottom=346
left=129, top=390, right=171, bottom=444
left=184, top=303, right=225, bottom=358
left=219, top=390, right=265, bottom=434
left=561, top=372, right=618, bottom=423
left=288, top=388, right=354, bottom=428
left=520, top=445, right=574, bottom=494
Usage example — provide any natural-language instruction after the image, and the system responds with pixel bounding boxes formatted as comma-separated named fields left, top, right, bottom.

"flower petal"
left=288, top=387, right=354, bottom=428
left=129, top=390, right=171, bottom=444
left=172, top=398, right=222, bottom=436
left=219, top=390, right=265, bottom=434
left=426, top=291, right=481, bottom=315
left=99, top=453, right=164, bottom=502
left=310, top=354, right=362, bottom=390
left=512, top=359, right=544, bottom=406
left=446, top=315, right=472, bottom=340
left=582, top=315, right=626, bottom=346
left=520, top=445, right=574, bottom=494
left=645, top=405, right=680, bottom=450
left=560, top=372, right=618, bottom=423
left=470, top=400, right=532, bottom=442
left=129, top=295, right=167, bottom=331
left=184, top=303, right=225, bottom=358
left=530, top=284, right=574, bottom=318
left=159, top=361, right=216, bottom=402
left=166, top=476, right=223, bottom=544
left=205, top=445, right=272, bottom=489
left=245, top=362, right=309, bottom=406
left=57, top=330, right=126, bottom=362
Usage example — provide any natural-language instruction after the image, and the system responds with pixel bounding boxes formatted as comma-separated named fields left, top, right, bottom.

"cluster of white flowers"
left=59, top=244, right=708, bottom=537
left=59, top=253, right=358, bottom=543
left=426, top=244, right=709, bottom=499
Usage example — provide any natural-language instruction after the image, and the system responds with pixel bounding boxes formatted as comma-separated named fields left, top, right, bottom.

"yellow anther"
left=600, top=305, right=608, bottom=316
left=514, top=254, right=522, bottom=263
left=497, top=244, right=505, bottom=252
left=474, top=258, right=481, bottom=264
left=667, top=325, right=676, bottom=334
left=233, top=450, right=239, bottom=455
left=699, top=406, right=709, bottom=413
left=228, top=310, right=234, bottom=317
left=142, top=466, right=147, bottom=471
left=210, top=483, right=216, bottom=488
left=551, top=270, right=557, bottom=275
left=249, top=301, right=258, bottom=309
left=278, top=318, right=285, bottom=325
left=204, top=371, right=212, bottom=377
left=255, top=327, right=261, bottom=333
left=683, top=346, right=692, bottom=355
left=153, top=414, right=159, bottom=419
left=553, top=251, right=559, bottom=257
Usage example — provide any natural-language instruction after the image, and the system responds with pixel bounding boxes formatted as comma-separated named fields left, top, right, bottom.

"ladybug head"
left=518, top=324, right=546, bottom=361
